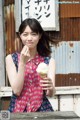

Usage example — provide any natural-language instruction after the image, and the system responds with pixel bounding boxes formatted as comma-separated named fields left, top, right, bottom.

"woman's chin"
left=23, top=44, right=34, bottom=49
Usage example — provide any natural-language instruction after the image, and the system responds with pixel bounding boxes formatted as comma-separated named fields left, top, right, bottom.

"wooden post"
left=0, top=0, right=5, bottom=86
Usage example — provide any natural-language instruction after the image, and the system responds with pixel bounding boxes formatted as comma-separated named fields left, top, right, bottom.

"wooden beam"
left=1, top=86, right=80, bottom=97
left=10, top=111, right=79, bottom=119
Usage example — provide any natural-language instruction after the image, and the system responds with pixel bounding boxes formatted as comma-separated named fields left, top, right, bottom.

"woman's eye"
left=23, top=34, right=28, bottom=36
left=32, top=33, right=37, bottom=35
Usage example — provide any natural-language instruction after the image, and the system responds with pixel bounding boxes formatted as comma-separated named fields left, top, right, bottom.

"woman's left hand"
left=40, top=77, right=55, bottom=97
left=40, top=77, right=53, bottom=90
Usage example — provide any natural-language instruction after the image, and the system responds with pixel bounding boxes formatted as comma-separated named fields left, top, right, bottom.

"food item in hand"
left=36, top=62, right=48, bottom=78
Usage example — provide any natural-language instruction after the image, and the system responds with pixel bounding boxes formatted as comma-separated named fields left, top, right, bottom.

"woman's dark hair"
left=18, top=18, right=55, bottom=57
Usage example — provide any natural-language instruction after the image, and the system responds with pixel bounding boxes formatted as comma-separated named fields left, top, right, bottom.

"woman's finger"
left=40, top=78, right=53, bottom=90
left=21, top=45, right=30, bottom=57
left=21, top=45, right=27, bottom=54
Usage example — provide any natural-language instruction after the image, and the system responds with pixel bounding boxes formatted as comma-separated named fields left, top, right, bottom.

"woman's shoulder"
left=6, top=53, right=18, bottom=70
left=50, top=57, right=55, bottom=62
left=6, top=54, right=12, bottom=61
left=44, top=56, right=55, bottom=64
left=49, top=57, right=55, bottom=66
left=6, top=52, right=18, bottom=62
left=5, top=54, right=13, bottom=68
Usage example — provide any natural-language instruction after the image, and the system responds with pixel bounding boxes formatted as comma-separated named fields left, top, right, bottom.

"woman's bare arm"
left=47, top=58, right=56, bottom=97
left=6, top=54, right=26, bottom=96
left=6, top=46, right=31, bottom=96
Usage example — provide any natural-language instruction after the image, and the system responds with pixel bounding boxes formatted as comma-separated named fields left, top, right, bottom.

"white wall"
left=0, top=86, right=80, bottom=117
left=48, top=86, right=80, bottom=117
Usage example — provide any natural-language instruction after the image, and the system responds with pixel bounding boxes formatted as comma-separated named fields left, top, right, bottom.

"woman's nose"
left=27, top=34, right=32, bottom=40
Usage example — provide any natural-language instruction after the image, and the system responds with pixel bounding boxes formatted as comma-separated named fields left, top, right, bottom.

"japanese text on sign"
left=22, top=0, right=59, bottom=30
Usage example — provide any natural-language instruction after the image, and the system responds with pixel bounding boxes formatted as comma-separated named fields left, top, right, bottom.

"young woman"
left=6, top=18, right=56, bottom=112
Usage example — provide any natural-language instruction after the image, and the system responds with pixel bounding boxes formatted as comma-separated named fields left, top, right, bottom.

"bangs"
left=19, top=18, right=43, bottom=34
left=28, top=22, right=40, bottom=34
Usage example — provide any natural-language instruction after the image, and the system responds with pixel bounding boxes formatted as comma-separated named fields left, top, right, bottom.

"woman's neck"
left=29, top=48, right=38, bottom=59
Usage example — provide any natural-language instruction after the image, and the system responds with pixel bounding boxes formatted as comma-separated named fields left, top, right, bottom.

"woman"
left=6, top=18, right=56, bottom=112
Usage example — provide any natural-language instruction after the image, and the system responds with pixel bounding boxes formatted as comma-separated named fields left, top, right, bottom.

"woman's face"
left=20, top=25, right=41, bottom=49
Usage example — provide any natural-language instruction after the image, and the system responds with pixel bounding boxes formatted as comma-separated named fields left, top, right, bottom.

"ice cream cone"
left=36, top=62, right=48, bottom=78
left=39, top=73, right=47, bottom=78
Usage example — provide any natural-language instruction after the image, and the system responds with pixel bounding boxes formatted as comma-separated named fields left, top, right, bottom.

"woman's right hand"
left=20, top=45, right=30, bottom=64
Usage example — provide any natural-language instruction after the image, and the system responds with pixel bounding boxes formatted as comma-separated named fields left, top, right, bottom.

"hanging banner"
left=22, top=0, right=59, bottom=31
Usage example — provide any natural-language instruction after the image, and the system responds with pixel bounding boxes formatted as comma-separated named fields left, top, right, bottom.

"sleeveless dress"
left=8, top=52, right=53, bottom=112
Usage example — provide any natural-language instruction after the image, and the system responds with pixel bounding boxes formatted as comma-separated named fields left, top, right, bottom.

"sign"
left=22, top=0, right=59, bottom=31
